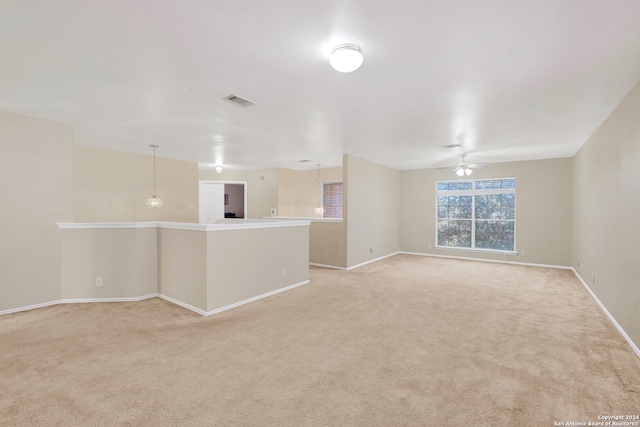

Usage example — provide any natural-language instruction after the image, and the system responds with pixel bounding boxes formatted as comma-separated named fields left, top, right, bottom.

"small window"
left=436, top=178, right=516, bottom=252
left=323, top=182, right=343, bottom=218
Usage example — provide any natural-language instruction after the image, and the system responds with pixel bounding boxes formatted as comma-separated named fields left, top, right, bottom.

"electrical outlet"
left=369, top=248, right=374, bottom=254
left=428, top=243, right=433, bottom=249
left=95, top=277, right=103, bottom=287
left=281, top=269, right=286, bottom=278
left=592, top=273, right=596, bottom=284
left=520, top=249, right=526, bottom=257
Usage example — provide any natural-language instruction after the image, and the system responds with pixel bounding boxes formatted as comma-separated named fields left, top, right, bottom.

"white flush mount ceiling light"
left=215, top=165, right=223, bottom=173
left=146, top=144, right=163, bottom=209
left=330, top=44, right=363, bottom=73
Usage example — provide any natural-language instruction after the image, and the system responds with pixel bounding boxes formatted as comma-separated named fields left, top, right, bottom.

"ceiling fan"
left=439, top=154, right=488, bottom=176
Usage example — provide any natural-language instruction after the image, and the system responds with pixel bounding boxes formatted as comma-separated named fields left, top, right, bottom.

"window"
left=323, top=182, right=343, bottom=218
left=436, top=178, right=515, bottom=252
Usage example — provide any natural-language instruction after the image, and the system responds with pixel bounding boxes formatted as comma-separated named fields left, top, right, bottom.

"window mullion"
left=471, top=194, right=476, bottom=249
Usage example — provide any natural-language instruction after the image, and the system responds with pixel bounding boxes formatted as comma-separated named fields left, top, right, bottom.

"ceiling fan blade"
left=468, top=163, right=489, bottom=169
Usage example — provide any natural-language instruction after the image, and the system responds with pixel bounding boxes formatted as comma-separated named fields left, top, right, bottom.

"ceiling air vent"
left=223, top=94, right=255, bottom=107
left=440, top=144, right=462, bottom=149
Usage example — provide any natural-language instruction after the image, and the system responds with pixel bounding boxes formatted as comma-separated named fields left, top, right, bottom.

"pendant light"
left=146, top=144, right=163, bottom=209
left=314, top=164, right=324, bottom=217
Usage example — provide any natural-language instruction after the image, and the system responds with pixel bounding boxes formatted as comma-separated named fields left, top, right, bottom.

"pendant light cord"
left=152, top=144, right=158, bottom=196
left=146, top=145, right=163, bottom=208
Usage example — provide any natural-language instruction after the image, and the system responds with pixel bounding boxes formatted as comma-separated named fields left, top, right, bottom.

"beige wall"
left=277, top=167, right=343, bottom=218
left=400, top=158, right=573, bottom=266
left=157, top=228, right=208, bottom=311
left=345, top=155, right=400, bottom=267
left=277, top=167, right=302, bottom=217
left=278, top=166, right=346, bottom=267
left=206, top=226, right=309, bottom=310
left=0, top=110, right=73, bottom=311
left=573, top=80, right=640, bottom=349
left=309, top=221, right=347, bottom=268
left=74, top=145, right=199, bottom=222
left=61, top=228, right=157, bottom=299
left=57, top=223, right=309, bottom=315
left=199, top=168, right=278, bottom=219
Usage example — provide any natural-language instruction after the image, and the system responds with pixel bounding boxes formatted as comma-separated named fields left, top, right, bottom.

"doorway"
left=199, top=181, right=247, bottom=224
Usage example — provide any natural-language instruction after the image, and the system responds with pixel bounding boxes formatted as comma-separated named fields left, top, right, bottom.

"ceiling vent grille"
left=440, top=144, right=462, bottom=149
left=223, top=94, right=255, bottom=107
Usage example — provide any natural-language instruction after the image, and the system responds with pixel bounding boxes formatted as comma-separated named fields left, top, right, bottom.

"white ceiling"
left=2, top=1, right=640, bottom=171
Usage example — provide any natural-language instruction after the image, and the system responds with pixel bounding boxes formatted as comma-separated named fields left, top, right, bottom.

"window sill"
left=434, top=245, right=518, bottom=256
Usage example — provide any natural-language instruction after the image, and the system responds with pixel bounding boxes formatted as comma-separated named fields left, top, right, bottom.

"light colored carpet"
left=1, top=255, right=639, bottom=426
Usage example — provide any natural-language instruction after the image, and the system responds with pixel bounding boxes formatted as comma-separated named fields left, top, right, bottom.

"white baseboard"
left=61, top=294, right=158, bottom=304
left=0, top=294, right=159, bottom=317
left=348, top=250, right=539, bottom=271
left=156, top=294, right=208, bottom=316
left=157, top=280, right=311, bottom=316
left=0, top=281, right=311, bottom=319
left=309, top=262, right=346, bottom=270
left=398, top=251, right=573, bottom=270
left=0, top=300, right=62, bottom=316
left=346, top=252, right=400, bottom=271
left=571, top=269, right=640, bottom=359
left=203, top=279, right=310, bottom=316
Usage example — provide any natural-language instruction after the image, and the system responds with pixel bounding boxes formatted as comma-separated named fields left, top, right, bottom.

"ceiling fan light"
left=455, top=168, right=465, bottom=177
left=215, top=165, right=223, bottom=173
left=330, top=44, right=363, bottom=73
left=464, top=168, right=473, bottom=175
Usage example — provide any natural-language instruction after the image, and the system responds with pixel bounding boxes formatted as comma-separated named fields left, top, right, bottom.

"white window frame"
left=435, top=178, right=517, bottom=254
left=322, top=180, right=343, bottom=219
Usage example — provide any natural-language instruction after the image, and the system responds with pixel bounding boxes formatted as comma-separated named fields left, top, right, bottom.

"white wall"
left=573, top=79, right=640, bottom=350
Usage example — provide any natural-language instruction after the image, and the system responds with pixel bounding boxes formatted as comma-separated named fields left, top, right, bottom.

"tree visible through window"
left=436, top=178, right=515, bottom=251
left=323, top=182, right=343, bottom=218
